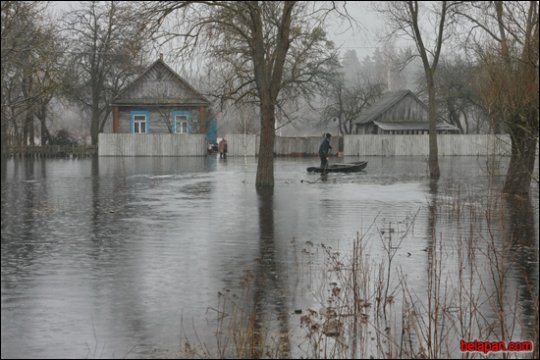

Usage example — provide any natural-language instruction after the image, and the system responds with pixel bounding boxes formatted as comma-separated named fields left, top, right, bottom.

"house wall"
left=114, top=106, right=203, bottom=134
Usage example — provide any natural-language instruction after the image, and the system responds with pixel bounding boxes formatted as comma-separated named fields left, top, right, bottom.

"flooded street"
left=1, top=156, right=538, bottom=358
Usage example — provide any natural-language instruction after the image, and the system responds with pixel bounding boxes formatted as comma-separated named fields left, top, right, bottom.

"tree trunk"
left=90, top=61, right=102, bottom=146
left=256, top=102, right=276, bottom=189
left=24, top=110, right=34, bottom=146
left=346, top=119, right=353, bottom=135
left=461, top=110, right=469, bottom=134
left=503, top=114, right=538, bottom=195
left=338, top=117, right=346, bottom=136
left=21, top=74, right=34, bottom=146
left=28, top=114, right=34, bottom=145
left=249, top=2, right=293, bottom=190
left=90, top=99, right=100, bottom=145
left=492, top=118, right=502, bottom=134
left=91, top=116, right=99, bottom=145
left=1, top=111, right=7, bottom=157
left=99, top=109, right=111, bottom=134
left=38, top=107, right=51, bottom=146
left=427, top=75, right=440, bottom=179
left=40, top=121, right=50, bottom=146
left=447, top=99, right=463, bottom=133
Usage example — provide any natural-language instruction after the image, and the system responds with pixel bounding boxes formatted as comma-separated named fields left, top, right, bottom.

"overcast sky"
left=48, top=1, right=403, bottom=61
left=327, top=2, right=389, bottom=59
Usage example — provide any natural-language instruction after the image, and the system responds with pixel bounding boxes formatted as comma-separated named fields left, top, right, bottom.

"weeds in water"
left=177, top=189, right=538, bottom=359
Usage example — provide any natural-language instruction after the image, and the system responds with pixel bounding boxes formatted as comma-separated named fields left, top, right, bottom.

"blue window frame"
left=172, top=111, right=192, bottom=134
left=130, top=111, right=150, bottom=134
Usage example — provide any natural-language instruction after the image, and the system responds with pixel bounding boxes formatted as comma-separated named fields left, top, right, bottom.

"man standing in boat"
left=318, top=133, right=332, bottom=174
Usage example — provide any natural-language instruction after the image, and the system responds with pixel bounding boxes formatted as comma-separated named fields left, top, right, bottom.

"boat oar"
left=301, top=176, right=323, bottom=184
left=302, top=159, right=329, bottom=184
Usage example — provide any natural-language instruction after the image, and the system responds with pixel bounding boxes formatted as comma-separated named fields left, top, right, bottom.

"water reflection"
left=1, top=157, right=6, bottom=181
left=1, top=156, right=538, bottom=358
left=91, top=156, right=100, bottom=233
left=505, top=195, right=539, bottom=341
left=253, top=189, right=290, bottom=358
left=427, top=179, right=438, bottom=248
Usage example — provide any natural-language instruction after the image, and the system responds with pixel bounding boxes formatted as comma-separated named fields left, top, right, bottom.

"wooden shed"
left=353, top=90, right=459, bottom=135
left=111, top=56, right=210, bottom=135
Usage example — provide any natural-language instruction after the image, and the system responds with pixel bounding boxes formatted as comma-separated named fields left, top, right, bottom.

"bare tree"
left=233, top=103, right=260, bottom=135
left=423, top=56, right=493, bottom=134
left=63, top=1, right=148, bottom=145
left=1, top=1, right=64, bottom=150
left=377, top=1, right=458, bottom=179
left=33, top=25, right=67, bottom=146
left=324, top=74, right=384, bottom=135
left=321, top=50, right=386, bottom=136
left=143, top=1, right=349, bottom=190
left=457, top=1, right=538, bottom=194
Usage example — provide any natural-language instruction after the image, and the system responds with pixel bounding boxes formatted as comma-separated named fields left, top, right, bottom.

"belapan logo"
left=460, top=340, right=533, bottom=354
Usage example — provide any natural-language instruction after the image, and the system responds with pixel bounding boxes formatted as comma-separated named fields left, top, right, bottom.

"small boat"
left=306, top=161, right=368, bottom=173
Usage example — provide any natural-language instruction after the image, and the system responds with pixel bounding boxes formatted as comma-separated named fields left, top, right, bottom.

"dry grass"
left=176, top=189, right=538, bottom=359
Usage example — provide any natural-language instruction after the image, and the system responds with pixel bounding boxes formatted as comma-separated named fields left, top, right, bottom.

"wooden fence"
left=224, top=134, right=340, bottom=156
left=225, top=134, right=259, bottom=156
left=274, top=136, right=340, bottom=156
left=96, top=133, right=525, bottom=157
left=343, top=134, right=514, bottom=156
left=98, top=133, right=207, bottom=156
left=227, top=134, right=515, bottom=157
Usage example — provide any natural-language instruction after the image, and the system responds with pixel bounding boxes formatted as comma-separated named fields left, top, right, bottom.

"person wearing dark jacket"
left=318, top=133, right=332, bottom=172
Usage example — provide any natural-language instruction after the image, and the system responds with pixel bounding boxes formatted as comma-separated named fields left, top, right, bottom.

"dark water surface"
left=1, top=156, right=538, bottom=358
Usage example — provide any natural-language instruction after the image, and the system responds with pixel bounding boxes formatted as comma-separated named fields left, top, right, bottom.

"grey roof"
left=355, top=90, right=415, bottom=125
left=354, top=89, right=459, bottom=132
left=113, top=58, right=209, bottom=106
left=374, top=121, right=460, bottom=132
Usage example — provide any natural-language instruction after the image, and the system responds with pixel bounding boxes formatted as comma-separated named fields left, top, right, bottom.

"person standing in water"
left=218, top=138, right=228, bottom=159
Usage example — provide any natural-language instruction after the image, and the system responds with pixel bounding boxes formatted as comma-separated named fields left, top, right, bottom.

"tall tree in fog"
left=378, top=1, right=458, bottom=179
left=143, top=1, right=348, bottom=190
left=341, top=50, right=362, bottom=88
left=64, top=1, right=147, bottom=145
left=457, top=1, right=538, bottom=195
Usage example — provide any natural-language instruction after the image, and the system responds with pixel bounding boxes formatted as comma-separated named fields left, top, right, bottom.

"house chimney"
left=159, top=53, right=163, bottom=60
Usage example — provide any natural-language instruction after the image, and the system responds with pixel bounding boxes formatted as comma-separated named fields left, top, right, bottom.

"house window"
left=134, top=115, right=147, bottom=133
left=130, top=111, right=149, bottom=134
left=175, top=115, right=189, bottom=134
left=172, top=111, right=192, bottom=134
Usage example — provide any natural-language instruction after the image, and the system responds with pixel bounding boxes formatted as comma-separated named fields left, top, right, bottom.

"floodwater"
left=1, top=156, right=538, bottom=358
